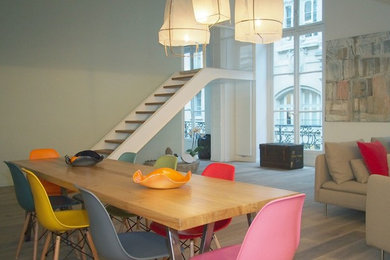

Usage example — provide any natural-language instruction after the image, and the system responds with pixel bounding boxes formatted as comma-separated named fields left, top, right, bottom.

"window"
left=304, top=1, right=312, bottom=22
left=299, top=0, right=322, bottom=25
left=284, top=5, right=293, bottom=29
left=183, top=46, right=206, bottom=150
left=183, top=46, right=203, bottom=71
left=272, top=0, right=323, bottom=151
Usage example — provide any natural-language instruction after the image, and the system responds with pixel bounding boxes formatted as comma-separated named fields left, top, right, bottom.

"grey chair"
left=76, top=185, right=170, bottom=260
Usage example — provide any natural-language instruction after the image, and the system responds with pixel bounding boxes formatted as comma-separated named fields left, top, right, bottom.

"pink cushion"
left=357, top=141, right=389, bottom=176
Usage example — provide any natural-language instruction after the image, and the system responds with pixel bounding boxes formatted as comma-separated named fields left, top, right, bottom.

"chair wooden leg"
left=136, top=217, right=140, bottom=230
left=122, top=217, right=131, bottom=232
left=324, top=203, right=328, bottom=217
left=16, top=212, right=31, bottom=259
left=86, top=230, right=99, bottom=260
left=78, top=232, right=87, bottom=260
left=33, top=219, right=39, bottom=260
left=53, top=235, right=61, bottom=260
left=381, top=249, right=384, bottom=260
left=41, top=232, right=52, bottom=260
left=190, top=239, right=195, bottom=258
left=145, top=218, right=149, bottom=229
left=213, top=233, right=221, bottom=248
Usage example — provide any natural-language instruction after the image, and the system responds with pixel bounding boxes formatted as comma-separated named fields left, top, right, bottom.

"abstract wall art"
left=325, top=31, right=390, bottom=122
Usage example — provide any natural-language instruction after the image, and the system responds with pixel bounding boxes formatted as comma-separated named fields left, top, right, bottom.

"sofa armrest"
left=366, top=174, right=390, bottom=253
left=315, top=154, right=332, bottom=202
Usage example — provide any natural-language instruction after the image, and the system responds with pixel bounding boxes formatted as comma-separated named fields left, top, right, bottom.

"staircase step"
left=154, top=93, right=174, bottom=97
left=172, top=74, right=194, bottom=81
left=115, top=129, right=135, bottom=134
left=105, top=139, right=125, bottom=144
left=145, top=102, right=165, bottom=106
left=180, top=69, right=200, bottom=75
left=95, top=149, right=114, bottom=155
left=136, top=111, right=155, bottom=114
left=163, top=84, right=184, bottom=89
left=125, top=120, right=145, bottom=124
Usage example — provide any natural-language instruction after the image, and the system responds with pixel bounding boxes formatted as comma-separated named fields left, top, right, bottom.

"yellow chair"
left=23, top=168, right=98, bottom=260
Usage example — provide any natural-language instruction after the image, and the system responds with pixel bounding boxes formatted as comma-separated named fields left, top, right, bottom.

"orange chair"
left=29, top=148, right=70, bottom=196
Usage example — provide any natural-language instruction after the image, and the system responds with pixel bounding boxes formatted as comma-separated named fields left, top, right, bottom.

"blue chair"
left=118, top=152, right=137, bottom=163
left=77, top=185, right=170, bottom=260
left=4, top=161, right=80, bottom=260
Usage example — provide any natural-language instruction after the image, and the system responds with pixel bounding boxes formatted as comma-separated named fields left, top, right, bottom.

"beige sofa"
left=366, top=174, right=390, bottom=258
left=315, top=137, right=390, bottom=214
left=315, top=153, right=367, bottom=213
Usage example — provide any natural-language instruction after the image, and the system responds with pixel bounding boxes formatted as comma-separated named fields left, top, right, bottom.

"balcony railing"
left=274, top=124, right=323, bottom=150
left=185, top=122, right=323, bottom=150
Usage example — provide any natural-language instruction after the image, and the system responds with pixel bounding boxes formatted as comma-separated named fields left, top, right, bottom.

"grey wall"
left=0, top=0, right=181, bottom=186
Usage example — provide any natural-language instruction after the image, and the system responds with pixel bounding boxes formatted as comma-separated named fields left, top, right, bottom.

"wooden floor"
left=0, top=161, right=385, bottom=259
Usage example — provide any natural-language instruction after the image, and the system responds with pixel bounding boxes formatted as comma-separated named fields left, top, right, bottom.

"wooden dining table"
left=12, top=158, right=300, bottom=260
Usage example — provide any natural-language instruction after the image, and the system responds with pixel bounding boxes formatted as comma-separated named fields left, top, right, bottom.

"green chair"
left=106, top=152, right=146, bottom=231
left=154, top=155, right=178, bottom=169
left=118, top=152, right=137, bottom=163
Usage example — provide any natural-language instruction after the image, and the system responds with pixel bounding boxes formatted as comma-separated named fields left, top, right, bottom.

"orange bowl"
left=133, top=168, right=191, bottom=189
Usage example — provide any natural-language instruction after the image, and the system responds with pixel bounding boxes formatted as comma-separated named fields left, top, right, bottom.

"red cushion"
left=357, top=141, right=388, bottom=176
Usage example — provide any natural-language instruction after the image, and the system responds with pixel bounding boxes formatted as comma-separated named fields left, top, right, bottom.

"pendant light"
left=159, top=0, right=210, bottom=54
left=235, top=0, right=284, bottom=44
left=192, top=0, right=231, bottom=25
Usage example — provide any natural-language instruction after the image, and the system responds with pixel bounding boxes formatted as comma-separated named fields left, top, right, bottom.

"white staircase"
left=92, top=68, right=254, bottom=159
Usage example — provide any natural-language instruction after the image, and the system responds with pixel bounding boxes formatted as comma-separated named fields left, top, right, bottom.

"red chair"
left=149, top=162, right=235, bottom=257
left=191, top=194, right=306, bottom=260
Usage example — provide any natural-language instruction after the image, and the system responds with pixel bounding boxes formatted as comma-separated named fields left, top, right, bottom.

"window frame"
left=269, top=0, right=324, bottom=152
left=183, top=46, right=206, bottom=148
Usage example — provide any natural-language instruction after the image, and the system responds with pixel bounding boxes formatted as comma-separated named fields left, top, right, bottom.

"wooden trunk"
left=259, top=143, right=304, bottom=169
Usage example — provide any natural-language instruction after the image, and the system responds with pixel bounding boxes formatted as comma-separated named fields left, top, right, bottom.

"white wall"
left=0, top=0, right=181, bottom=186
left=323, top=0, right=390, bottom=143
left=208, top=27, right=257, bottom=162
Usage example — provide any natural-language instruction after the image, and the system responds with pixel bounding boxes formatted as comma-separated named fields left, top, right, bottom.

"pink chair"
left=190, top=193, right=306, bottom=260
left=149, top=163, right=235, bottom=257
